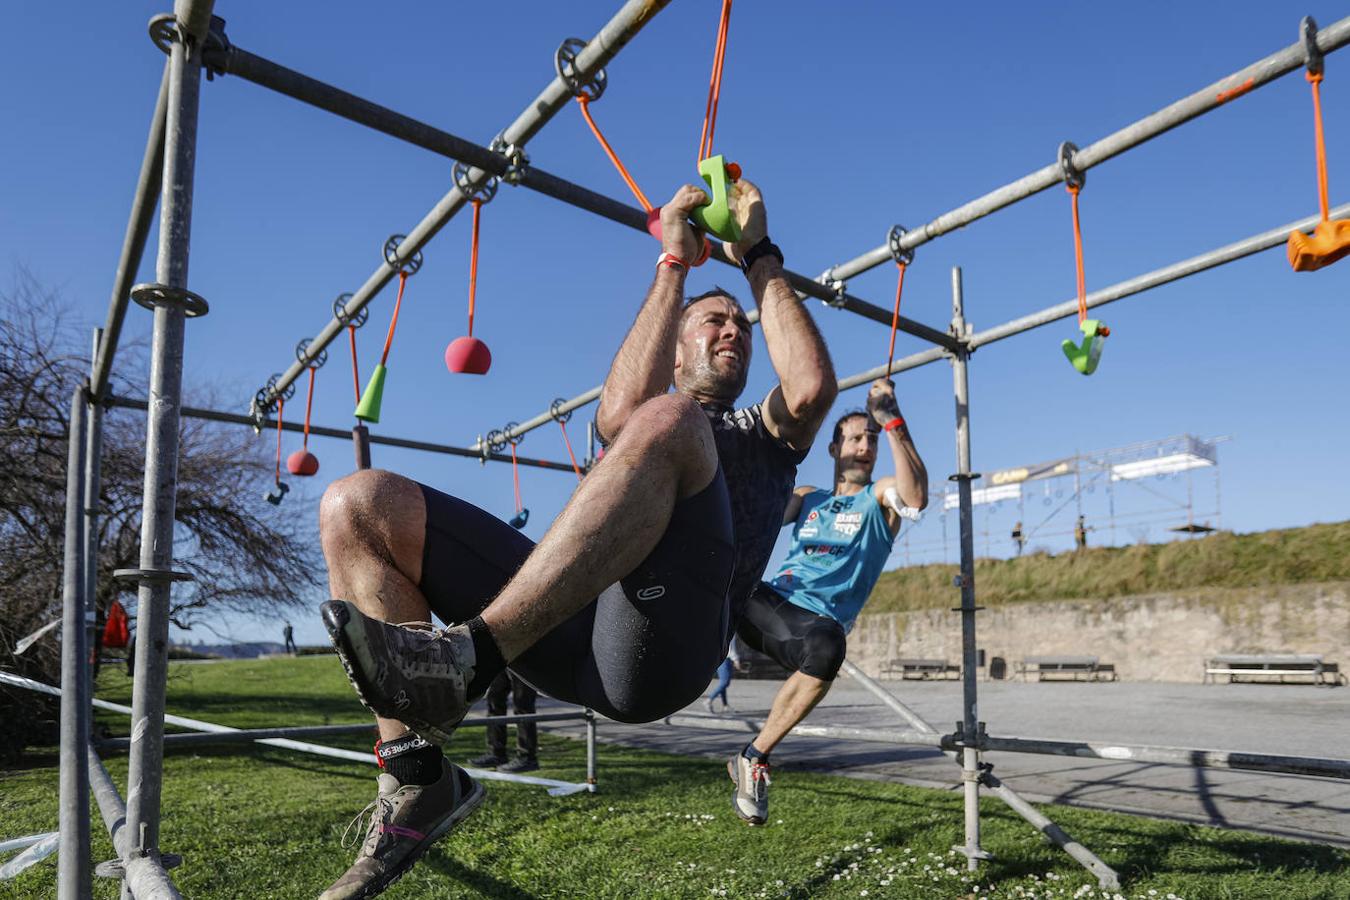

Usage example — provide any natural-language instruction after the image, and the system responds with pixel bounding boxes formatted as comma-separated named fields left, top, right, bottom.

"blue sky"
left=3, top=2, right=1347, bottom=645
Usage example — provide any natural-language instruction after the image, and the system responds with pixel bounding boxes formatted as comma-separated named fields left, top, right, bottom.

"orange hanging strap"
left=885, top=262, right=908, bottom=376
left=1309, top=70, right=1332, bottom=222
left=1068, top=184, right=1088, bottom=325
left=348, top=325, right=361, bottom=404
left=467, top=200, right=482, bottom=336
left=698, top=0, right=734, bottom=162
left=380, top=271, right=409, bottom=367
left=273, top=397, right=285, bottom=483
left=302, top=366, right=316, bottom=452
left=510, top=442, right=523, bottom=514
left=576, top=96, right=653, bottom=212
left=558, top=419, right=583, bottom=482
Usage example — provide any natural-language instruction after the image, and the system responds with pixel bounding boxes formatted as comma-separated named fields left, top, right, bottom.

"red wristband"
left=882, top=417, right=906, bottom=432
left=656, top=252, right=688, bottom=271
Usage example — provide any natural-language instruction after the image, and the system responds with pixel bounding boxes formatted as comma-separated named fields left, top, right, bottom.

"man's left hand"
left=866, top=378, right=901, bottom=427
left=721, top=178, right=768, bottom=264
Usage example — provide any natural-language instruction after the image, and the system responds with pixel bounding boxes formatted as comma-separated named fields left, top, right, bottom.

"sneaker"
left=705, top=697, right=716, bottom=714
left=322, top=600, right=476, bottom=744
left=497, top=756, right=539, bottom=774
left=468, top=752, right=507, bottom=769
left=727, top=754, right=771, bottom=826
left=319, top=760, right=484, bottom=900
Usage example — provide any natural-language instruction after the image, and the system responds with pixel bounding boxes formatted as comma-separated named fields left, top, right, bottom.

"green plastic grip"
left=354, top=363, right=387, bottom=423
left=1061, top=319, right=1108, bottom=376
left=689, top=155, right=742, bottom=244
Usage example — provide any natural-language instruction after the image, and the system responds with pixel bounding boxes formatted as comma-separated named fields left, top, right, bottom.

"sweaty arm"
left=595, top=186, right=708, bottom=443
left=866, top=378, right=928, bottom=534
left=721, top=180, right=836, bottom=451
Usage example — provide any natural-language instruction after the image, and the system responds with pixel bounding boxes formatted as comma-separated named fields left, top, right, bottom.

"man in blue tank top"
left=727, top=377, right=928, bottom=825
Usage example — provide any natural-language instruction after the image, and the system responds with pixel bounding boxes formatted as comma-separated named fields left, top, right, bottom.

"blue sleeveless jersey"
left=769, top=484, right=896, bottom=630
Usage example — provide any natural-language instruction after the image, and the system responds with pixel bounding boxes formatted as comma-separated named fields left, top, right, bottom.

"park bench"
left=1203, top=654, right=1345, bottom=686
left=1015, top=655, right=1117, bottom=682
left=882, top=658, right=961, bottom=680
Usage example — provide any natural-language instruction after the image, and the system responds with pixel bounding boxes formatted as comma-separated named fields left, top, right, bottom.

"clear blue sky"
left=3, top=2, right=1347, bottom=645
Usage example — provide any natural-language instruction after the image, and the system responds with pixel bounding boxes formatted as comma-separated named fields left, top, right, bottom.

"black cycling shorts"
left=417, top=470, right=736, bottom=723
left=736, top=582, right=847, bottom=681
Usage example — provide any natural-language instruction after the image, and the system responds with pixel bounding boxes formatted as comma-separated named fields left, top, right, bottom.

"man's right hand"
left=660, top=185, right=709, bottom=263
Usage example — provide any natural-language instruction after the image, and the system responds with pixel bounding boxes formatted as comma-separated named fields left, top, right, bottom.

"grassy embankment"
left=2, top=656, right=1347, bottom=899
left=868, top=520, right=1350, bottom=613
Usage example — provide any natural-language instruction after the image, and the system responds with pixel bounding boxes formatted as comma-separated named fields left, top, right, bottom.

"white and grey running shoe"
left=727, top=753, right=772, bottom=825
left=322, top=599, right=477, bottom=744
left=319, top=759, right=484, bottom=900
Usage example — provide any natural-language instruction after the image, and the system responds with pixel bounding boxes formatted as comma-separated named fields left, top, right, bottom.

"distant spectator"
left=283, top=622, right=297, bottom=655
left=470, top=670, right=539, bottom=774
left=1011, top=521, right=1025, bottom=557
left=1074, top=516, right=1087, bottom=551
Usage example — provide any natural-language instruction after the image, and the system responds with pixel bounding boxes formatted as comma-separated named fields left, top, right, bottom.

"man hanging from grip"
left=728, top=378, right=928, bottom=825
left=315, top=178, right=836, bottom=900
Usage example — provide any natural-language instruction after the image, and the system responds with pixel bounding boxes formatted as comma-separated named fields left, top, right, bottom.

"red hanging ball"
left=446, top=336, right=492, bottom=375
left=286, top=449, right=319, bottom=476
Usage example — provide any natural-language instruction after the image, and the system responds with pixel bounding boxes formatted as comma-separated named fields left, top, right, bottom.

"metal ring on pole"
left=1058, top=141, right=1085, bottom=190
left=549, top=398, right=573, bottom=424
left=504, top=422, right=523, bottom=447
left=331, top=292, right=369, bottom=329
left=555, top=37, right=608, bottom=101
left=113, top=567, right=194, bottom=584
left=887, top=224, right=915, bottom=266
left=490, top=134, right=530, bottom=185
left=130, top=282, right=210, bottom=317
left=452, top=161, right=500, bottom=205
left=485, top=428, right=506, bottom=455
left=382, top=234, right=424, bottom=275
left=266, top=372, right=297, bottom=402
left=1301, top=16, right=1324, bottom=76
left=295, top=338, right=328, bottom=369
left=147, top=13, right=184, bottom=54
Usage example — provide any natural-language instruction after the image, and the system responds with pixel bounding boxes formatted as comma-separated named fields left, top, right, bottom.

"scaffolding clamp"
left=295, top=338, right=328, bottom=369
left=452, top=160, right=501, bottom=205
left=816, top=268, right=848, bottom=309
left=130, top=283, right=209, bottom=318
left=1058, top=141, right=1085, bottom=190
left=490, top=134, right=530, bottom=185
left=1301, top=16, right=1324, bottom=77
left=887, top=224, right=915, bottom=266
left=113, top=567, right=194, bottom=585
left=382, top=234, right=424, bottom=275
left=555, top=37, right=608, bottom=102
left=549, top=397, right=574, bottom=424
left=332, top=292, right=369, bottom=329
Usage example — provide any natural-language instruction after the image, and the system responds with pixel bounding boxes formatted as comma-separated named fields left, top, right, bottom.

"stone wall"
left=847, top=581, right=1350, bottom=683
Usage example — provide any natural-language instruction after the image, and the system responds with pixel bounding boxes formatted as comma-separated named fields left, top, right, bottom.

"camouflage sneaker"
left=319, top=760, right=484, bottom=900
left=727, top=753, right=772, bottom=825
left=322, top=600, right=477, bottom=744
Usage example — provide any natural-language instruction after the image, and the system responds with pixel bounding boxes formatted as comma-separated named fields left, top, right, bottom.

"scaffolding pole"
left=253, top=0, right=678, bottom=415
left=88, top=746, right=182, bottom=899
left=120, top=3, right=213, bottom=892
left=822, top=16, right=1350, bottom=284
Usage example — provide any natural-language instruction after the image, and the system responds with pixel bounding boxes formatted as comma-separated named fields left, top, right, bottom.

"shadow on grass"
left=421, top=853, right=543, bottom=899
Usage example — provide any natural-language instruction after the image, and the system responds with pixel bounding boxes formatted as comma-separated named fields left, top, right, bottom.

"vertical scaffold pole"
left=58, top=387, right=91, bottom=900
left=585, top=708, right=598, bottom=790
left=85, top=329, right=106, bottom=697
left=948, top=266, right=987, bottom=870
left=122, top=2, right=213, bottom=890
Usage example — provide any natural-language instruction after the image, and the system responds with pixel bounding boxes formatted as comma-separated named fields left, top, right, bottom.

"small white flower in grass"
left=833, top=874, right=841, bottom=881
left=607, top=806, right=615, bottom=811
left=776, top=819, right=783, bottom=824
left=860, top=891, right=868, bottom=897
left=1147, top=893, right=1157, bottom=898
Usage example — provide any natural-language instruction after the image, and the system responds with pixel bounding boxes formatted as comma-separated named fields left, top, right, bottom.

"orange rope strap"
left=884, top=261, right=908, bottom=377
left=1068, top=184, right=1088, bottom=324
left=301, top=366, right=316, bottom=451
left=510, top=442, right=523, bottom=513
left=698, top=0, right=734, bottom=162
left=557, top=419, right=583, bottom=481
left=1309, top=71, right=1332, bottom=222
left=273, top=397, right=285, bottom=483
left=467, top=199, right=483, bottom=335
left=379, top=271, right=409, bottom=367
left=576, top=95, right=653, bottom=213
left=348, top=325, right=361, bottom=404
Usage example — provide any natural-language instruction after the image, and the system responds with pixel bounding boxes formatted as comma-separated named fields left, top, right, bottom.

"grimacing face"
left=831, top=415, right=879, bottom=486
left=673, top=296, right=752, bottom=403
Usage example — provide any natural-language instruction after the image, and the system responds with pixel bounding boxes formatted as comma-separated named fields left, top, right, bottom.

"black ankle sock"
left=377, top=733, right=443, bottom=786
left=743, top=742, right=769, bottom=764
left=465, top=616, right=506, bottom=699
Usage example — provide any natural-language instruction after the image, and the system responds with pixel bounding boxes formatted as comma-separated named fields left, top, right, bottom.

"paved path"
left=543, top=677, right=1350, bottom=847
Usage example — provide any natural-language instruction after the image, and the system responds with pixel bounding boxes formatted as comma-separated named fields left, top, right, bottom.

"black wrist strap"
left=740, top=237, right=783, bottom=274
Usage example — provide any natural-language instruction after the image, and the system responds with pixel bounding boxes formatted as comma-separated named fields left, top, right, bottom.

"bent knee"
left=800, top=621, right=847, bottom=681
left=319, top=469, right=421, bottom=549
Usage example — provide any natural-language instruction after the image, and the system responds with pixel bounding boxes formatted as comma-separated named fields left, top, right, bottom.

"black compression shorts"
left=416, top=470, right=736, bottom=723
left=737, top=582, right=847, bottom=681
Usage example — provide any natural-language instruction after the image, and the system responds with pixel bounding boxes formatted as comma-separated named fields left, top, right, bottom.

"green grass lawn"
left=1, top=657, right=1346, bottom=899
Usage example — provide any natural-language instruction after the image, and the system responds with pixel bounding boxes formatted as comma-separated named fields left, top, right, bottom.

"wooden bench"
left=1016, top=655, right=1117, bottom=682
left=1203, top=654, right=1345, bottom=686
left=882, top=658, right=961, bottom=680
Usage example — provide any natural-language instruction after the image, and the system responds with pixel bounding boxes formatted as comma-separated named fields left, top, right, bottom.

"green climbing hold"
left=689, top=155, right=742, bottom=244
left=354, top=363, right=388, bottom=423
left=1061, top=319, right=1109, bottom=376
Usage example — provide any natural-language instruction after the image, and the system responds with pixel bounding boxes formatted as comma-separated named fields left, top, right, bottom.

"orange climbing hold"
left=1288, top=34, right=1350, bottom=271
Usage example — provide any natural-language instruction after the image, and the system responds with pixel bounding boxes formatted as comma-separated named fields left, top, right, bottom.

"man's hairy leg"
left=320, top=469, right=430, bottom=741
left=752, top=671, right=832, bottom=755
left=481, top=393, right=718, bottom=661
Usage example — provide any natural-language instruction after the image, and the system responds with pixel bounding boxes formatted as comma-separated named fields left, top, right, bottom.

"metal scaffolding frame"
left=41, top=3, right=1350, bottom=896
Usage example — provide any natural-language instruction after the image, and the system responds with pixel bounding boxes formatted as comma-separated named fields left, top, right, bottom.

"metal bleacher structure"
left=13, top=2, right=1350, bottom=896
